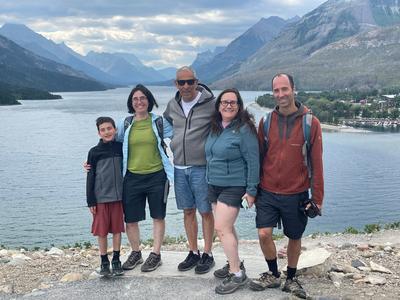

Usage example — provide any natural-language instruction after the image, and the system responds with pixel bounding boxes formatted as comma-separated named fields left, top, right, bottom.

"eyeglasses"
left=132, top=96, right=147, bottom=102
left=220, top=100, right=238, bottom=107
left=176, top=79, right=197, bottom=86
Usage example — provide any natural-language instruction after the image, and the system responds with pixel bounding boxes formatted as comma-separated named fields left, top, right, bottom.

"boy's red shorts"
left=91, top=201, right=125, bottom=236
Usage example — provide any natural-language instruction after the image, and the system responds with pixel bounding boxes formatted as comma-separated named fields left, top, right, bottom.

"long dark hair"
left=210, top=88, right=257, bottom=135
left=127, top=84, right=159, bottom=113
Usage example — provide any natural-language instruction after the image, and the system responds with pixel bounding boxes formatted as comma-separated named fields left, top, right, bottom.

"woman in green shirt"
left=116, top=84, right=174, bottom=273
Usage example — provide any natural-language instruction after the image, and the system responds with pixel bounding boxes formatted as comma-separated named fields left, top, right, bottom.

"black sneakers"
left=215, top=272, right=249, bottom=295
left=178, top=250, right=200, bottom=271
left=195, top=252, right=215, bottom=274
left=282, top=277, right=307, bottom=299
left=122, top=250, right=143, bottom=270
left=141, top=252, right=162, bottom=272
left=214, top=261, right=245, bottom=279
left=99, top=261, right=111, bottom=276
left=111, top=260, right=124, bottom=276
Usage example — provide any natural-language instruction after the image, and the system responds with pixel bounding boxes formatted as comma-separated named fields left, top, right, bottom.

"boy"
left=86, top=116, right=125, bottom=276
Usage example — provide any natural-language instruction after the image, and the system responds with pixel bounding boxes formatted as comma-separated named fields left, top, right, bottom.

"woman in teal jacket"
left=205, top=88, right=259, bottom=294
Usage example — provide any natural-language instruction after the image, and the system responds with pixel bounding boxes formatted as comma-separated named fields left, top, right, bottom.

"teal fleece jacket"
left=205, top=122, right=259, bottom=196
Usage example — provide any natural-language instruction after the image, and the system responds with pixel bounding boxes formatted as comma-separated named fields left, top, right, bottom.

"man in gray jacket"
left=164, top=66, right=215, bottom=274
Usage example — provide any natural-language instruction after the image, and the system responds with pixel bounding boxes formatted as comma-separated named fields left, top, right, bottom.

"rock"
left=11, top=253, right=31, bottom=260
left=80, top=262, right=89, bottom=267
left=20, top=248, right=26, bottom=253
left=330, top=263, right=345, bottom=272
left=357, top=244, right=370, bottom=251
left=0, top=284, right=13, bottom=294
left=358, top=266, right=372, bottom=272
left=288, top=248, right=332, bottom=276
left=339, top=243, right=354, bottom=250
left=351, top=259, right=367, bottom=268
left=384, top=246, right=393, bottom=252
left=361, top=251, right=374, bottom=258
left=0, top=257, right=10, bottom=264
left=343, top=265, right=359, bottom=274
left=31, top=252, right=45, bottom=259
left=47, top=247, right=64, bottom=256
left=329, top=271, right=345, bottom=286
left=60, top=273, right=83, bottom=282
left=370, top=261, right=393, bottom=274
left=278, top=247, right=287, bottom=258
left=0, top=249, right=8, bottom=257
left=364, top=275, right=387, bottom=285
left=38, top=283, right=52, bottom=290
left=352, top=274, right=365, bottom=280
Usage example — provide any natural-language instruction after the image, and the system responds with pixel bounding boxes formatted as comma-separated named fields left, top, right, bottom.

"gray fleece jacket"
left=163, top=83, right=215, bottom=166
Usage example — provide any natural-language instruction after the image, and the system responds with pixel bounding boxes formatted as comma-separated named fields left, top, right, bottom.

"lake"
left=0, top=86, right=399, bottom=248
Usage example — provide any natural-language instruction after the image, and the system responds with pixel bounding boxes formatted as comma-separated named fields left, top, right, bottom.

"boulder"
left=47, top=247, right=64, bottom=256
left=357, top=244, right=370, bottom=251
left=286, top=248, right=332, bottom=276
left=369, top=261, right=393, bottom=274
left=351, top=259, right=366, bottom=268
left=0, top=249, right=9, bottom=257
left=363, top=275, right=387, bottom=285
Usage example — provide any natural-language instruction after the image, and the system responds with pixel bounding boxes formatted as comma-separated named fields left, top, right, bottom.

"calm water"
left=1, top=86, right=399, bottom=248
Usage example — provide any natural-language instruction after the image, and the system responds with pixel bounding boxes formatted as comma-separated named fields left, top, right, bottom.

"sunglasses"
left=220, top=100, right=238, bottom=107
left=176, top=79, right=197, bottom=86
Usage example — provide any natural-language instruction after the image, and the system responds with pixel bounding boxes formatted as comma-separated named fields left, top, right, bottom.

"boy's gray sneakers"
left=111, top=260, right=124, bottom=276
left=214, top=261, right=245, bottom=279
left=249, top=271, right=281, bottom=291
left=99, top=262, right=111, bottom=276
left=122, top=250, right=143, bottom=270
left=141, top=252, right=162, bottom=272
left=282, top=277, right=307, bottom=299
left=215, top=272, right=249, bottom=295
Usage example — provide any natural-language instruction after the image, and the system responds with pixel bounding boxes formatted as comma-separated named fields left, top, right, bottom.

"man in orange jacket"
left=249, top=73, right=324, bottom=299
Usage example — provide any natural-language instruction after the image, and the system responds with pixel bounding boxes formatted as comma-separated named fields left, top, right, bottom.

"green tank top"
left=127, top=117, right=163, bottom=174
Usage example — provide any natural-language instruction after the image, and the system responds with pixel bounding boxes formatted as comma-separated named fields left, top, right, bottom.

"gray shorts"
left=207, top=185, right=246, bottom=208
left=255, top=189, right=308, bottom=240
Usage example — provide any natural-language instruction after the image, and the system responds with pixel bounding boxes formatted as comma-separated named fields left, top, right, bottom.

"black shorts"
left=207, top=185, right=246, bottom=208
left=122, top=169, right=169, bottom=223
left=255, top=189, right=308, bottom=240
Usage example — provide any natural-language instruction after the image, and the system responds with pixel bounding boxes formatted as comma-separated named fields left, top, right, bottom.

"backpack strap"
left=261, top=111, right=273, bottom=161
left=124, top=116, right=134, bottom=133
left=155, top=116, right=168, bottom=156
left=302, top=112, right=313, bottom=179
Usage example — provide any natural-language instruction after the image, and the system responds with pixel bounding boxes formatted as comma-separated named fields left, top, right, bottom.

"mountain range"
left=212, top=0, right=400, bottom=90
left=0, top=23, right=173, bottom=87
left=1, top=0, right=400, bottom=94
left=192, top=16, right=299, bottom=83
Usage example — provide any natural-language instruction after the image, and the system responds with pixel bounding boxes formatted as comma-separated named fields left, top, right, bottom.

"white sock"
left=234, top=270, right=243, bottom=277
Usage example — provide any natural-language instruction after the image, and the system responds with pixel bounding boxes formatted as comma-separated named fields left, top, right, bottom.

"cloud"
left=0, top=1, right=327, bottom=68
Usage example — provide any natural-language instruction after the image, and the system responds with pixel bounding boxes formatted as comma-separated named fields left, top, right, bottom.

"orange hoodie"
left=257, top=103, right=324, bottom=205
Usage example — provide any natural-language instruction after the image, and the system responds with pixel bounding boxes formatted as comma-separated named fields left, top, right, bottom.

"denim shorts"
left=174, top=166, right=211, bottom=214
left=255, top=189, right=308, bottom=240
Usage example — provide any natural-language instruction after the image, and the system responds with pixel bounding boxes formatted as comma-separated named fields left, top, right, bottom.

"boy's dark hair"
left=96, top=116, right=116, bottom=130
left=127, top=84, right=159, bottom=113
left=210, top=88, right=257, bottom=135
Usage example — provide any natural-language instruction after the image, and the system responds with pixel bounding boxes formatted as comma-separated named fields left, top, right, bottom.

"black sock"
left=112, top=250, right=120, bottom=262
left=101, top=254, right=109, bottom=264
left=266, top=258, right=279, bottom=277
left=287, top=266, right=297, bottom=280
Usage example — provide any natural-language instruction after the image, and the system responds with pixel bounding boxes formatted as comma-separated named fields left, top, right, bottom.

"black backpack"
left=123, top=115, right=168, bottom=156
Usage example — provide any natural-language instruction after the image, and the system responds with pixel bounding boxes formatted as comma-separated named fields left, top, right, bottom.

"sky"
left=0, top=0, right=327, bottom=69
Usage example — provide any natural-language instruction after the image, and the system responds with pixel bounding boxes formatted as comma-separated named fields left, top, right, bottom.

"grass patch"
left=364, top=223, right=381, bottom=233
left=344, top=226, right=359, bottom=234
